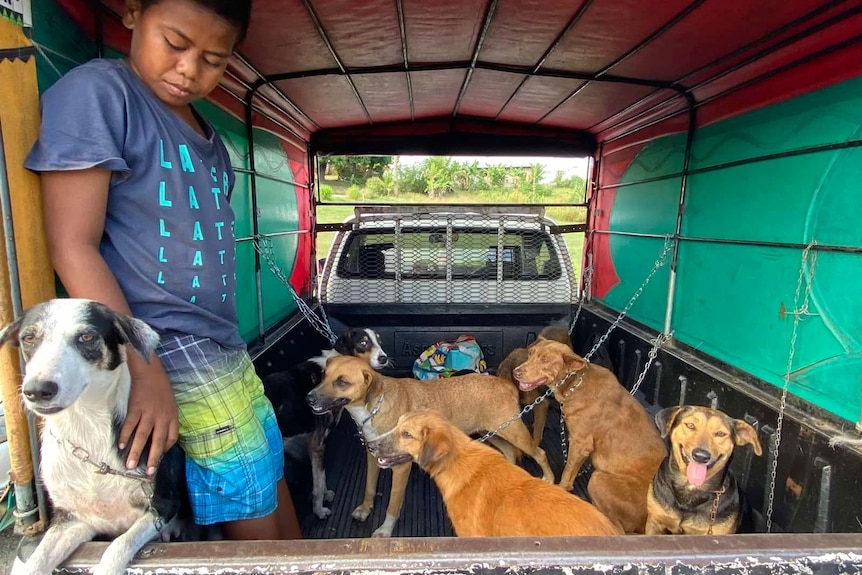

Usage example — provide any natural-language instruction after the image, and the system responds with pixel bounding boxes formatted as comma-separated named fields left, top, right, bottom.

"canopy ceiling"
left=60, top=0, right=862, bottom=155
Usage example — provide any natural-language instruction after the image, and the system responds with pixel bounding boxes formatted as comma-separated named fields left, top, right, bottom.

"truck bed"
left=297, top=400, right=593, bottom=539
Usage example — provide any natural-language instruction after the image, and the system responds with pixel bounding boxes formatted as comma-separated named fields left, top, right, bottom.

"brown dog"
left=646, top=405, right=763, bottom=535
left=306, top=355, right=554, bottom=537
left=369, top=410, right=623, bottom=538
left=496, top=325, right=572, bottom=447
left=512, top=339, right=666, bottom=533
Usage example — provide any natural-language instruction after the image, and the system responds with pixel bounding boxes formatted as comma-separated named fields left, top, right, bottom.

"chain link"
left=254, top=236, right=338, bottom=345
left=569, top=260, right=593, bottom=335
left=707, top=485, right=725, bottom=535
left=478, top=237, right=674, bottom=446
left=766, top=241, right=818, bottom=533
left=630, top=331, right=673, bottom=397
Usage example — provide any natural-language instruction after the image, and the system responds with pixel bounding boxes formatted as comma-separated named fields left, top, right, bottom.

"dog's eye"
left=401, top=431, right=413, bottom=439
left=685, top=422, right=696, bottom=430
left=358, top=340, right=368, bottom=348
left=715, top=431, right=727, bottom=438
left=21, top=333, right=36, bottom=345
left=78, top=334, right=95, bottom=343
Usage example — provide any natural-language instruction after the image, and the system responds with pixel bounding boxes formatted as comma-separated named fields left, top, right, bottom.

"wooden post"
left=0, top=15, right=57, bottom=532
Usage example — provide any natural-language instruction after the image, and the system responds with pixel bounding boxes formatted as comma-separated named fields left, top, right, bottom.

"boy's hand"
left=120, top=355, right=180, bottom=475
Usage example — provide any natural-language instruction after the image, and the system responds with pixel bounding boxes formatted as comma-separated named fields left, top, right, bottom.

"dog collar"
left=49, top=429, right=154, bottom=484
left=361, top=393, right=385, bottom=426
left=557, top=363, right=590, bottom=401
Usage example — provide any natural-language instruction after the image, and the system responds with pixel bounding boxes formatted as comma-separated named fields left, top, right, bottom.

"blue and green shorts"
left=158, top=335, right=284, bottom=525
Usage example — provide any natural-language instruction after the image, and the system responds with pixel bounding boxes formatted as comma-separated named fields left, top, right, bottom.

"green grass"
left=315, top=184, right=586, bottom=278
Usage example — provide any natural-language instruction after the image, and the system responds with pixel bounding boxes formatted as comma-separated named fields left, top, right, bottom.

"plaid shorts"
left=158, top=335, right=284, bottom=525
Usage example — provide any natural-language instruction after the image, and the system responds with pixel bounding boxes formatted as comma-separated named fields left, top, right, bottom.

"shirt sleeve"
left=25, top=62, right=131, bottom=182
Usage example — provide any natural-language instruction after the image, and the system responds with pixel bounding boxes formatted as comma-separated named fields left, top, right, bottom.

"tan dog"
left=306, top=355, right=554, bottom=537
left=496, top=325, right=572, bottom=447
left=369, top=410, right=623, bottom=537
left=646, top=405, right=762, bottom=535
left=513, top=339, right=666, bottom=533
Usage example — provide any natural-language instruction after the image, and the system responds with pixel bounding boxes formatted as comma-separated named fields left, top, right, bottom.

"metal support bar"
left=598, top=138, right=862, bottom=191
left=299, top=0, right=372, bottom=124
left=254, top=61, right=678, bottom=90
left=592, top=229, right=862, bottom=255
left=395, top=0, right=414, bottom=121
left=60, top=533, right=862, bottom=573
left=603, top=31, right=862, bottom=145
left=243, top=92, right=266, bottom=341
left=453, top=0, right=499, bottom=116
left=0, top=117, right=48, bottom=531
left=232, top=166, right=309, bottom=189
left=663, top=93, right=697, bottom=336
left=495, top=0, right=596, bottom=119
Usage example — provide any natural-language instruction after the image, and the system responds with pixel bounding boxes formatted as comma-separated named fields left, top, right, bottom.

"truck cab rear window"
left=336, top=229, right=562, bottom=281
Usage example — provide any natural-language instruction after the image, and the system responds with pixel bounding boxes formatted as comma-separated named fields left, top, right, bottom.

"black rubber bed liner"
left=296, top=399, right=592, bottom=539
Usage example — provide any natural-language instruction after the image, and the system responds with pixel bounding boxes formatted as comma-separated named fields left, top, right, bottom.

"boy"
left=25, top=0, right=302, bottom=539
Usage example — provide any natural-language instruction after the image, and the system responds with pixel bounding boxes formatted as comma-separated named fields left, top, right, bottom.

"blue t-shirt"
left=25, top=59, right=245, bottom=350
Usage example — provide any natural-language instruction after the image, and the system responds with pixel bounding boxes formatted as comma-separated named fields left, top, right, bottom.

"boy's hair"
left=141, top=0, right=253, bottom=42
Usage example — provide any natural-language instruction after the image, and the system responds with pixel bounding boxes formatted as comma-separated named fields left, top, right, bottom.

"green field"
left=315, top=181, right=585, bottom=278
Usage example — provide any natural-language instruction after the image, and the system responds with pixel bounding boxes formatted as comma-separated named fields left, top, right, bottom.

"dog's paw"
left=371, top=515, right=397, bottom=538
left=9, top=557, right=31, bottom=575
left=324, top=489, right=335, bottom=502
left=313, top=505, right=332, bottom=519
left=351, top=505, right=373, bottom=522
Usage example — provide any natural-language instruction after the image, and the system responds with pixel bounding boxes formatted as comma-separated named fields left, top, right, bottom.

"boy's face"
left=123, top=0, right=239, bottom=112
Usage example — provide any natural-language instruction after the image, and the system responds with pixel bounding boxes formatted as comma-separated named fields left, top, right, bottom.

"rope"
left=253, top=236, right=337, bottom=345
left=766, top=240, right=818, bottom=533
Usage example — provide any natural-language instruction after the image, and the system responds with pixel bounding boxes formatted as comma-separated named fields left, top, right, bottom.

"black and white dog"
left=1, top=299, right=187, bottom=575
left=263, top=328, right=389, bottom=519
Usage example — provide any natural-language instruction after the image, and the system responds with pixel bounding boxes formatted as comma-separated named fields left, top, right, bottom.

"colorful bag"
left=412, top=335, right=489, bottom=380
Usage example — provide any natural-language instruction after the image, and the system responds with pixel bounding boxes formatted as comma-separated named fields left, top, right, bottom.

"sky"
left=398, top=155, right=590, bottom=183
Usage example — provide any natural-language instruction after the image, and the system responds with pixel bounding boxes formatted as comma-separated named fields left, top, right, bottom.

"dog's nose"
left=691, top=448, right=711, bottom=464
left=305, top=391, right=318, bottom=407
left=22, top=380, right=59, bottom=402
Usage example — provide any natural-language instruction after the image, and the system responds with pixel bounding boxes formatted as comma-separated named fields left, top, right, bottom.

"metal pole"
left=0, top=117, right=48, bottom=531
left=663, top=92, right=697, bottom=336
left=243, top=86, right=266, bottom=341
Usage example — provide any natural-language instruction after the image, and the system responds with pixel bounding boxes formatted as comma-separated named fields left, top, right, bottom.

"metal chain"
left=707, top=485, right=726, bottom=535
left=766, top=241, right=818, bottom=533
left=630, top=331, right=673, bottom=397
left=50, top=430, right=154, bottom=484
left=569, top=260, right=594, bottom=335
left=253, top=236, right=338, bottom=344
left=50, top=432, right=164, bottom=532
left=478, top=237, right=674, bottom=446
left=354, top=394, right=386, bottom=449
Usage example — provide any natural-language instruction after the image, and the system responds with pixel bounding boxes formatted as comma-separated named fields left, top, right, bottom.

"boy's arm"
left=41, top=169, right=179, bottom=476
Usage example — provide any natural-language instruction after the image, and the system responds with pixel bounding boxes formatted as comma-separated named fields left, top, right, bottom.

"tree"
left=327, top=155, right=393, bottom=184
left=421, top=157, right=455, bottom=198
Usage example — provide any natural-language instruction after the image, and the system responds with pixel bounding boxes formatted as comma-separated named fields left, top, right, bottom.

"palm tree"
left=528, top=163, right=545, bottom=201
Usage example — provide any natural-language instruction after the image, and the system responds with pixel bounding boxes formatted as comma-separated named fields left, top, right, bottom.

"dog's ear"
left=0, top=316, right=24, bottom=348
left=562, top=351, right=587, bottom=372
left=655, top=406, right=684, bottom=438
left=418, top=424, right=451, bottom=468
left=733, top=419, right=763, bottom=456
left=111, top=313, right=160, bottom=361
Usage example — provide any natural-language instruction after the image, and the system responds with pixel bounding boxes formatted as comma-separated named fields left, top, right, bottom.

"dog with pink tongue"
left=645, top=405, right=763, bottom=535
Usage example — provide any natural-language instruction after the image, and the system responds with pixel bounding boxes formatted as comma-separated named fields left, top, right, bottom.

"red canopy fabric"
left=59, top=0, right=862, bottom=153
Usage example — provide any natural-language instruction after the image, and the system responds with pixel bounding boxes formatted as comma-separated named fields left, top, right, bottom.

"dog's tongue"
left=687, top=461, right=708, bottom=487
